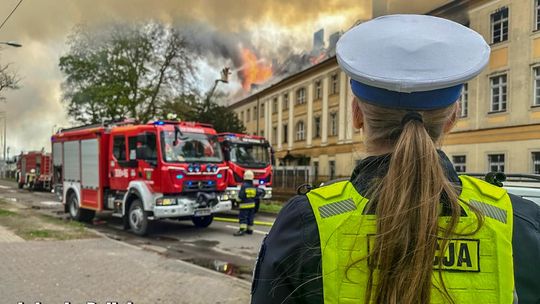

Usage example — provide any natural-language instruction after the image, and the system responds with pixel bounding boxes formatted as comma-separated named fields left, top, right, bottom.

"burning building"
left=228, top=0, right=540, bottom=192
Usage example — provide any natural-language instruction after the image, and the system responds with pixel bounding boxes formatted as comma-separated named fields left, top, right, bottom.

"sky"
left=0, top=0, right=451, bottom=156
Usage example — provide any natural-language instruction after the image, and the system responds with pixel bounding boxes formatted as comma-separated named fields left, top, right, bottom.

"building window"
left=330, top=112, right=338, bottom=136
left=331, top=73, right=339, bottom=95
left=272, top=98, right=278, bottom=114
left=283, top=93, right=289, bottom=110
left=283, top=124, right=288, bottom=143
left=488, top=154, right=505, bottom=172
left=490, top=74, right=507, bottom=112
left=452, top=155, right=467, bottom=173
left=296, top=88, right=306, bottom=105
left=296, top=121, right=305, bottom=141
left=246, top=109, right=250, bottom=122
left=534, top=67, right=540, bottom=106
left=240, top=111, right=244, bottom=122
left=313, top=161, right=319, bottom=182
left=260, top=130, right=265, bottom=138
left=315, top=80, right=322, bottom=100
left=313, top=116, right=321, bottom=138
left=253, top=106, right=257, bottom=120
left=491, top=7, right=508, bottom=44
left=260, top=103, right=265, bottom=118
left=329, top=160, right=336, bottom=180
left=272, top=127, right=277, bottom=145
left=536, top=0, right=540, bottom=31
left=459, top=83, right=468, bottom=118
left=533, top=152, right=540, bottom=174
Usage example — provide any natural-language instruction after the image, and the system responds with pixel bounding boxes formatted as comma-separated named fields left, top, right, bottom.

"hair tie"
left=401, top=112, right=423, bottom=126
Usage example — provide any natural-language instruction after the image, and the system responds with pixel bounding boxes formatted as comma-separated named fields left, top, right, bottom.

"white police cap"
left=336, top=14, right=490, bottom=110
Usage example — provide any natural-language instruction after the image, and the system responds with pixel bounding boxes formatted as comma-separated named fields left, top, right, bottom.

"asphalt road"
left=0, top=179, right=274, bottom=281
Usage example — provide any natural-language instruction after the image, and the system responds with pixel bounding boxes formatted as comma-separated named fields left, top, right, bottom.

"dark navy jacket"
left=238, top=181, right=265, bottom=208
left=251, top=152, right=540, bottom=304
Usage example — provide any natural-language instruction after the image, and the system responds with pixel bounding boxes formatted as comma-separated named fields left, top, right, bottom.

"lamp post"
left=0, top=41, right=22, bottom=48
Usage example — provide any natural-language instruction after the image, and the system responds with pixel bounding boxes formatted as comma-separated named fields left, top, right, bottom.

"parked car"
left=466, top=173, right=540, bottom=207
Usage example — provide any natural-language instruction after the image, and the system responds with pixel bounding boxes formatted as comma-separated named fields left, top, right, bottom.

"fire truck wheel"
left=128, top=200, right=150, bottom=236
left=192, top=215, right=213, bottom=228
left=68, top=192, right=95, bottom=222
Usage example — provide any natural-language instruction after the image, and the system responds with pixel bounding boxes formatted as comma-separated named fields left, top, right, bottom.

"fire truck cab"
left=52, top=120, right=232, bottom=235
left=218, top=133, right=272, bottom=200
left=16, top=151, right=52, bottom=191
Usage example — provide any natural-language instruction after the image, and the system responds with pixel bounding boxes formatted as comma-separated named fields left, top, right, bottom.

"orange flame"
left=240, top=48, right=273, bottom=91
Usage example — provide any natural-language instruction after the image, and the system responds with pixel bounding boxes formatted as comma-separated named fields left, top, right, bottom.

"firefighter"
left=234, top=170, right=265, bottom=236
left=251, top=15, right=540, bottom=303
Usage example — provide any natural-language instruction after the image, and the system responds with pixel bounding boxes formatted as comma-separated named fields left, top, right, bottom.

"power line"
left=0, top=0, right=23, bottom=33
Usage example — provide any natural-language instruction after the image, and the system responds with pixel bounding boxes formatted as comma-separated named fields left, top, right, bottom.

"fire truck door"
left=110, top=135, right=131, bottom=190
left=128, top=132, right=157, bottom=183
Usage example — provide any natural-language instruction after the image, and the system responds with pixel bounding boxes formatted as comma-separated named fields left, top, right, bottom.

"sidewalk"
left=0, top=226, right=251, bottom=304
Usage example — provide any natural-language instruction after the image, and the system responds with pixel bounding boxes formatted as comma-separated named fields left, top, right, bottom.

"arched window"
left=296, top=121, right=305, bottom=141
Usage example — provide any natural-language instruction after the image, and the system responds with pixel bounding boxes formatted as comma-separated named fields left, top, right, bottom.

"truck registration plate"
left=194, top=208, right=211, bottom=217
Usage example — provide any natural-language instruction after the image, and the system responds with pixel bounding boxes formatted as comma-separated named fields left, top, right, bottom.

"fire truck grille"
left=183, top=180, right=217, bottom=192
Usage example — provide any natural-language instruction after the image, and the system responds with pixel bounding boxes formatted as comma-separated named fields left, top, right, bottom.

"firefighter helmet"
left=244, top=170, right=254, bottom=181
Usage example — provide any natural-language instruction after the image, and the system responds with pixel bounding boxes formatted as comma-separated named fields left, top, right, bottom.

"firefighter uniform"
left=252, top=15, right=540, bottom=304
left=235, top=170, right=265, bottom=236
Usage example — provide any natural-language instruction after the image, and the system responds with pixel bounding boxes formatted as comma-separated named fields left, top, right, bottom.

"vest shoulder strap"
left=308, top=180, right=350, bottom=201
left=459, top=175, right=508, bottom=201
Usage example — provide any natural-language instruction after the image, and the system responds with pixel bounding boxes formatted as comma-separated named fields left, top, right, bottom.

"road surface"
left=0, top=179, right=274, bottom=281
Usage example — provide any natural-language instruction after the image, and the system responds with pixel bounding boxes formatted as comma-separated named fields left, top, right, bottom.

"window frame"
left=535, top=0, right=540, bottom=31
left=452, top=155, right=467, bottom=173
left=487, top=153, right=506, bottom=172
left=253, top=106, right=258, bottom=120
left=459, top=83, right=469, bottom=118
left=260, top=103, right=265, bottom=118
left=113, top=135, right=127, bottom=161
left=313, top=116, right=321, bottom=138
left=330, top=73, right=339, bottom=95
left=296, top=87, right=306, bottom=105
left=283, top=124, right=288, bottom=143
left=329, top=160, right=336, bottom=180
left=283, top=93, right=289, bottom=110
left=272, top=98, right=278, bottom=114
left=329, top=112, right=338, bottom=136
left=532, top=151, right=540, bottom=174
left=490, top=74, right=507, bottom=113
left=295, top=120, right=305, bottom=141
left=246, top=109, right=250, bottom=122
left=490, top=7, right=509, bottom=44
left=315, top=80, right=322, bottom=100
left=534, top=66, right=540, bottom=106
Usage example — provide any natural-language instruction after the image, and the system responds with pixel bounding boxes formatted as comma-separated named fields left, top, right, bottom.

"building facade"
left=229, top=0, right=540, bottom=183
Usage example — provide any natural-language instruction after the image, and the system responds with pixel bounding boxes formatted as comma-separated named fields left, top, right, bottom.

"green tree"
left=160, top=93, right=245, bottom=134
left=59, top=22, right=196, bottom=124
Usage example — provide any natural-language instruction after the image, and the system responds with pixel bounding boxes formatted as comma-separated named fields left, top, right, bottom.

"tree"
left=160, top=93, right=246, bottom=134
left=59, top=22, right=196, bottom=124
left=0, top=59, right=19, bottom=102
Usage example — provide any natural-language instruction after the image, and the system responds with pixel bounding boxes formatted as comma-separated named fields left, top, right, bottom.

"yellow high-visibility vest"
left=306, top=175, right=514, bottom=303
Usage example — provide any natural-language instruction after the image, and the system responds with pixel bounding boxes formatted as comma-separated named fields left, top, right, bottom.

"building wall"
left=229, top=0, right=540, bottom=181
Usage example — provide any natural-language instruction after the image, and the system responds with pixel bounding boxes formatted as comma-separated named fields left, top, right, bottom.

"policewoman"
left=234, top=170, right=265, bottom=236
left=251, top=15, right=540, bottom=304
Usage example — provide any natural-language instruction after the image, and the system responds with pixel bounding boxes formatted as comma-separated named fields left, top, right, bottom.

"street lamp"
left=0, top=41, right=22, bottom=48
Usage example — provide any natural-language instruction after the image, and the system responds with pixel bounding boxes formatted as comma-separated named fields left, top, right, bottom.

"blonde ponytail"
left=358, top=101, right=463, bottom=304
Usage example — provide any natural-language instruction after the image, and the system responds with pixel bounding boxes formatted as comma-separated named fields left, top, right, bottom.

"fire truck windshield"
left=161, top=131, right=223, bottom=163
left=229, top=143, right=270, bottom=168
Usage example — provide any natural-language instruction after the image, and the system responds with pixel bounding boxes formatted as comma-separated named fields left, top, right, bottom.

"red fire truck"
left=51, top=120, right=232, bottom=235
left=16, top=151, right=52, bottom=191
left=218, top=133, right=272, bottom=200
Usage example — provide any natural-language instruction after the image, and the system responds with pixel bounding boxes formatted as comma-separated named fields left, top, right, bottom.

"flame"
left=310, top=52, right=327, bottom=65
left=239, top=48, right=273, bottom=91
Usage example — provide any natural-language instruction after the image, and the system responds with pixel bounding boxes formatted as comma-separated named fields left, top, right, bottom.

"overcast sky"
left=0, top=0, right=450, bottom=156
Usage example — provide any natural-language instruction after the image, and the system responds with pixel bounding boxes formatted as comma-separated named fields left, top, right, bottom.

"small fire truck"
left=51, top=120, right=232, bottom=235
left=218, top=133, right=273, bottom=200
left=16, top=151, right=52, bottom=191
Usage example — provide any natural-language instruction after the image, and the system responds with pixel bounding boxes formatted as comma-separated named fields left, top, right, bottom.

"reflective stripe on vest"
left=306, top=175, right=514, bottom=304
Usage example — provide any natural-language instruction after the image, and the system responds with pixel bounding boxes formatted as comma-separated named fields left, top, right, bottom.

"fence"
left=272, top=166, right=312, bottom=192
